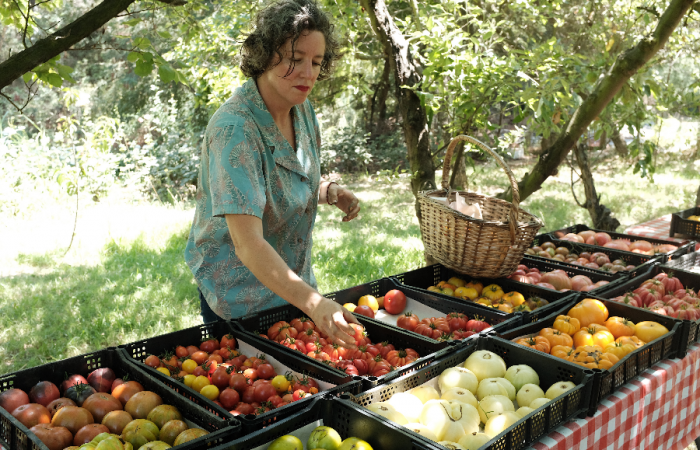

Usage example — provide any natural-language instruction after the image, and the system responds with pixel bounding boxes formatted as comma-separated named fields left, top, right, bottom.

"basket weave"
left=418, top=135, right=543, bottom=278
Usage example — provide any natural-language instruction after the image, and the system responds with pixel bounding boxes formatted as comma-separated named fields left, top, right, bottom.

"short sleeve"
left=207, top=117, right=267, bottom=218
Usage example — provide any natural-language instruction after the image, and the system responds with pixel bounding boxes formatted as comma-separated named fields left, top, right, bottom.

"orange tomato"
left=515, top=336, right=550, bottom=353
left=539, top=328, right=574, bottom=348
left=552, top=315, right=581, bottom=335
left=573, top=325, right=614, bottom=348
left=616, top=335, right=644, bottom=348
left=466, top=281, right=483, bottom=296
left=551, top=345, right=575, bottom=360
left=634, top=321, right=669, bottom=343
left=567, top=298, right=609, bottom=328
left=604, top=317, right=636, bottom=339
left=604, top=342, right=636, bottom=360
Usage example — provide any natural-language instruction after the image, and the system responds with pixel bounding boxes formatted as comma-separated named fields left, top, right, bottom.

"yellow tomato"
left=455, top=287, right=479, bottom=301
left=343, top=303, right=356, bottom=312
left=191, top=375, right=210, bottom=393
left=156, top=367, right=170, bottom=376
left=482, top=284, right=504, bottom=301
left=181, top=359, right=198, bottom=374
left=447, top=277, right=466, bottom=287
left=358, top=295, right=379, bottom=312
left=200, top=384, right=220, bottom=401
left=183, top=374, right=196, bottom=387
left=476, top=297, right=492, bottom=307
left=635, top=321, right=669, bottom=343
left=271, top=375, right=291, bottom=394
left=502, top=291, right=526, bottom=307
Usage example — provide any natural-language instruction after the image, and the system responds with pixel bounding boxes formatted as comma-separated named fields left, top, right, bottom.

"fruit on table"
left=687, top=215, right=700, bottom=221
left=358, top=295, right=380, bottom=312
left=429, top=275, right=546, bottom=313
left=526, top=242, right=636, bottom=273
left=383, top=289, right=407, bottom=314
left=463, top=350, right=506, bottom=381
left=397, top=311, right=491, bottom=342
left=353, top=305, right=375, bottom=318
left=554, top=229, right=678, bottom=254
left=610, top=272, right=700, bottom=320
left=307, top=425, right=343, bottom=449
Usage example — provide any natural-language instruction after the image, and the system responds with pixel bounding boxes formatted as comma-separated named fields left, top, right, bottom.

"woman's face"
left=258, top=30, right=326, bottom=111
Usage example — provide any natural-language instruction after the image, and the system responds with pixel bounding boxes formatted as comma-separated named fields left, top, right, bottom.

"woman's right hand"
left=308, top=298, right=361, bottom=349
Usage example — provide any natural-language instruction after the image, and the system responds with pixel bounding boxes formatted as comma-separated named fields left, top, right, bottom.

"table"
left=624, top=214, right=700, bottom=251
left=531, top=343, right=700, bottom=450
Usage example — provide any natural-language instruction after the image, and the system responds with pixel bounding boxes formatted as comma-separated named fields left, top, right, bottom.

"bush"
left=321, top=126, right=406, bottom=175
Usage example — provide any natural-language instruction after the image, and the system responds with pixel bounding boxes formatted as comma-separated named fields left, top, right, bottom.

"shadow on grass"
left=0, top=228, right=200, bottom=375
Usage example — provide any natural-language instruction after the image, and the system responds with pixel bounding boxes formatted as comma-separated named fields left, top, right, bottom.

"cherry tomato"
left=144, top=355, right=161, bottom=368
left=271, top=375, right=291, bottom=394
left=243, top=368, right=258, bottom=382
left=175, top=346, right=189, bottom=358
left=191, top=376, right=210, bottom=393
left=191, top=351, right=209, bottom=365
left=229, top=374, right=249, bottom=393
left=256, top=364, right=276, bottom=380
left=292, top=389, right=307, bottom=401
left=219, top=388, right=240, bottom=410
left=200, top=339, right=219, bottom=354
left=200, top=385, right=220, bottom=401
left=220, top=334, right=237, bottom=349
left=253, top=384, right=277, bottom=404
left=181, top=359, right=197, bottom=374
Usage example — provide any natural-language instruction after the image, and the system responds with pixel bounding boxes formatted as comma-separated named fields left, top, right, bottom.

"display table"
left=530, top=342, right=700, bottom=450
left=624, top=214, right=700, bottom=251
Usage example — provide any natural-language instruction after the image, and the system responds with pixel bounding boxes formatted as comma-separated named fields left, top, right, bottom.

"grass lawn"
left=0, top=152, right=697, bottom=375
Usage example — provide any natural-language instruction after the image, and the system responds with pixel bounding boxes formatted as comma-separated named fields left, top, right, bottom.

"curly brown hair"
left=240, top=0, right=340, bottom=81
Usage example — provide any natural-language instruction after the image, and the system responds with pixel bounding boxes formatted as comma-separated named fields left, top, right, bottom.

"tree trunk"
left=449, top=142, right=469, bottom=190
left=696, top=185, right=700, bottom=207
left=573, top=142, right=621, bottom=231
left=0, top=0, right=185, bottom=91
left=598, top=130, right=607, bottom=150
left=360, top=0, right=436, bottom=209
left=611, top=126, right=629, bottom=156
left=369, top=56, right=391, bottom=129
left=497, top=0, right=695, bottom=203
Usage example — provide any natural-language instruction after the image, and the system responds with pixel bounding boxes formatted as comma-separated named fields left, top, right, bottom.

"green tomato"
left=307, top=426, right=342, bottom=450
left=338, top=438, right=373, bottom=450
left=267, top=435, right=303, bottom=450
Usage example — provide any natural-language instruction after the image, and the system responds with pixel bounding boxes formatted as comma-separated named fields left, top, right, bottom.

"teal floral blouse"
left=185, top=78, right=322, bottom=320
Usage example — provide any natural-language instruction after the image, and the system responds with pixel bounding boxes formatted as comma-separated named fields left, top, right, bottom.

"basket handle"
left=441, top=135, right=521, bottom=243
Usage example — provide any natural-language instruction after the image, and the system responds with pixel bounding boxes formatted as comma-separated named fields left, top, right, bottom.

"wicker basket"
left=418, top=135, right=543, bottom=278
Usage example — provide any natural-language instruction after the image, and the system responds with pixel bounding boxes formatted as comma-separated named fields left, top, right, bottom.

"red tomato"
left=234, top=403, right=254, bottom=415
left=220, top=334, right=236, bottom=349
left=46, top=398, right=76, bottom=419
left=256, top=364, right=276, bottom=380
left=191, top=351, right=209, bottom=365
left=144, top=354, right=161, bottom=368
left=186, top=345, right=199, bottom=356
left=243, top=368, right=258, bottom=382
left=175, top=346, right=189, bottom=358
left=292, top=390, right=307, bottom=401
left=211, top=367, right=232, bottom=389
left=0, top=388, right=30, bottom=414
left=60, top=375, right=88, bottom=395
left=384, top=290, right=407, bottom=314
left=29, top=424, right=73, bottom=450
left=219, top=388, right=240, bottom=410
left=200, top=339, right=219, bottom=354
left=253, top=384, right=277, bottom=404
left=29, top=382, right=60, bottom=407
left=73, top=423, right=109, bottom=446
left=354, top=305, right=375, bottom=318
left=229, top=374, right=249, bottom=393
left=396, top=312, right=419, bottom=331
left=12, top=403, right=51, bottom=428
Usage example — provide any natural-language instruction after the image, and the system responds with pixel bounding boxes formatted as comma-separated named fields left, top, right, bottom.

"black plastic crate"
left=324, top=277, right=524, bottom=343
left=0, top=348, right=237, bottom=450
left=119, top=321, right=361, bottom=432
left=596, top=264, right=700, bottom=358
left=670, top=206, right=700, bottom=239
left=392, top=262, right=605, bottom=324
left=498, top=294, right=680, bottom=416
left=232, top=303, right=447, bottom=390
left=666, top=251, right=700, bottom=273
left=550, top=224, right=695, bottom=261
left=351, top=336, right=594, bottom=450
left=528, top=233, right=661, bottom=280
left=219, top=396, right=442, bottom=450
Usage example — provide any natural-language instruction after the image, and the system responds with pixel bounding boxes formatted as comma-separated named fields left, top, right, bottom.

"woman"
left=185, top=0, right=361, bottom=348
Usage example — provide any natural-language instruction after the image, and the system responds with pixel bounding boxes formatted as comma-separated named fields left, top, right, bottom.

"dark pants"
left=198, top=288, right=222, bottom=323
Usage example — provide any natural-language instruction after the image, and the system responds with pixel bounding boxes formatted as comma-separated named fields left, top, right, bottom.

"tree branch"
left=0, top=0, right=186, bottom=91
left=497, top=0, right=696, bottom=203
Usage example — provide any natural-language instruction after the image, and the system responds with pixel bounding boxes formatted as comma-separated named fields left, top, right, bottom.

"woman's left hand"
left=328, top=184, right=360, bottom=222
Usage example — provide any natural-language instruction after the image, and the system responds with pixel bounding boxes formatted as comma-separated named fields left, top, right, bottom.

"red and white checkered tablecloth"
left=530, top=343, right=700, bottom=450
left=624, top=214, right=700, bottom=251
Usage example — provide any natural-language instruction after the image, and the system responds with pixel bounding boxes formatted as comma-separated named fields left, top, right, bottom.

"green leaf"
left=158, top=30, right=172, bottom=39
left=46, top=73, right=63, bottom=87
left=22, top=72, right=32, bottom=83
left=586, top=72, right=598, bottom=83
left=127, top=52, right=140, bottom=62
left=134, top=60, right=154, bottom=77
left=56, top=64, right=75, bottom=83
left=124, top=18, right=142, bottom=26
left=134, top=37, right=151, bottom=50
left=158, top=64, right=177, bottom=83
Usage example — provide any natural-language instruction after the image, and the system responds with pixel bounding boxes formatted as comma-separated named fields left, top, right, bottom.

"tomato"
left=186, top=345, right=199, bottom=355
left=271, top=375, right=291, bottom=394
left=242, top=368, right=258, bottom=382
left=87, top=368, right=116, bottom=394
left=101, top=409, right=133, bottom=435
left=465, top=318, right=491, bottom=332
left=210, top=367, right=232, bottom=389
left=386, top=348, right=419, bottom=367
left=73, top=423, right=109, bottom=445
left=234, top=403, right=254, bottom=415
left=396, top=312, right=420, bottom=331
left=111, top=381, right=143, bottom=407
left=0, top=388, right=29, bottom=414
left=11, top=403, right=51, bottom=428
left=29, top=424, right=72, bottom=450
left=354, top=305, right=375, bottom=318
left=292, top=390, right=307, bottom=401
left=144, top=354, right=161, bottom=368
left=256, top=364, right=276, bottom=380
left=191, top=351, right=209, bottom=365
left=46, top=398, right=76, bottom=418
left=28, top=382, right=60, bottom=408
left=219, top=388, right=240, bottom=410
left=50, top=406, right=94, bottom=435
left=181, top=359, right=198, bottom=374
left=190, top=375, right=210, bottom=393
left=241, top=386, right=256, bottom=404
left=229, top=373, right=249, bottom=393
left=298, top=328, right=321, bottom=343
left=156, top=367, right=171, bottom=377
left=200, top=385, right=220, bottom=401
left=220, top=334, right=237, bottom=349
left=292, top=376, right=312, bottom=393
left=200, top=338, right=219, bottom=354
left=161, top=355, right=179, bottom=371
left=268, top=321, right=297, bottom=341
left=447, top=313, right=468, bottom=332
left=253, top=384, right=277, bottom=403
left=635, top=321, right=669, bottom=343
left=81, top=393, right=122, bottom=423
left=290, top=317, right=315, bottom=333
left=193, top=365, right=208, bottom=378
left=567, top=298, right=609, bottom=328
left=384, top=290, right=407, bottom=314
left=60, top=375, right=88, bottom=395
left=175, top=346, right=189, bottom=358
left=124, top=391, right=163, bottom=421
left=281, top=337, right=306, bottom=353
left=65, top=383, right=96, bottom=407
left=160, top=420, right=189, bottom=446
